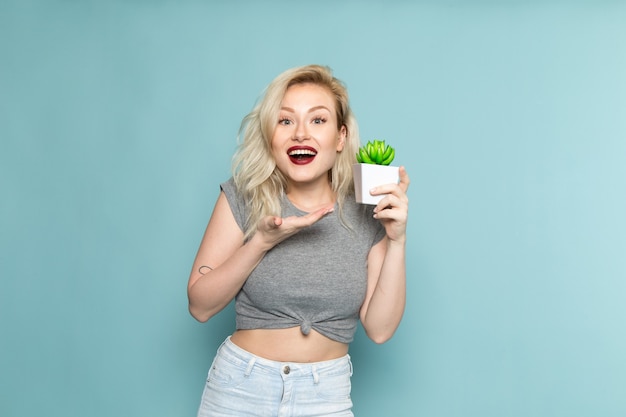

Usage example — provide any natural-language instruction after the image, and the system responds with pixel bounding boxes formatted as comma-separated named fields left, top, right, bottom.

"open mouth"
left=288, top=146, right=317, bottom=165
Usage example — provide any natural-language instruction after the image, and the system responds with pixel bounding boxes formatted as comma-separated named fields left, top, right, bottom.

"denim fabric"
left=197, top=337, right=354, bottom=417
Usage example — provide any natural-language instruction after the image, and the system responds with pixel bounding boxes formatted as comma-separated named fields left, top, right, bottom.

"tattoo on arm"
left=199, top=265, right=213, bottom=275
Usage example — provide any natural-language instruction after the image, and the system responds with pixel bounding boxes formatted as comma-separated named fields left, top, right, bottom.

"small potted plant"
left=352, top=139, right=400, bottom=204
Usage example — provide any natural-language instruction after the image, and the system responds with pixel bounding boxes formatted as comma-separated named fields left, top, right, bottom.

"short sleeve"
left=345, top=197, right=387, bottom=248
left=220, top=177, right=246, bottom=233
left=372, top=220, right=386, bottom=247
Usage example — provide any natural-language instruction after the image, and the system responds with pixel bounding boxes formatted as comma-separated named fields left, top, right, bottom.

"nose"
left=293, top=121, right=309, bottom=141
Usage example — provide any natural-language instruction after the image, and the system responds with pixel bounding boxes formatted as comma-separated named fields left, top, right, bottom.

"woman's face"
left=271, top=83, right=346, bottom=189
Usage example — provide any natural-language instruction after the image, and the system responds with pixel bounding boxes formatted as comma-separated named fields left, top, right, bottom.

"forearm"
left=362, top=239, right=406, bottom=343
left=188, top=236, right=268, bottom=322
left=187, top=204, right=335, bottom=323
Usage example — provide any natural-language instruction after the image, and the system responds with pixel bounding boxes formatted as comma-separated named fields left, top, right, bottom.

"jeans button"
left=283, top=365, right=290, bottom=375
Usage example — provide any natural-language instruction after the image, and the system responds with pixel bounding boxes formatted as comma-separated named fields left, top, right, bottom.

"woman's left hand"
left=371, top=166, right=410, bottom=243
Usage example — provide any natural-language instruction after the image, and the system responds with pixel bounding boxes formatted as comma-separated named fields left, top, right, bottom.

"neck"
left=286, top=179, right=336, bottom=213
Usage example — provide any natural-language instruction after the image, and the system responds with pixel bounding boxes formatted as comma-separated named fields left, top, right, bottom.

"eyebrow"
left=280, top=105, right=332, bottom=113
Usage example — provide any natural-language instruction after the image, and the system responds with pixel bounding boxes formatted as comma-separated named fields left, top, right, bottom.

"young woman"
left=188, top=64, right=410, bottom=416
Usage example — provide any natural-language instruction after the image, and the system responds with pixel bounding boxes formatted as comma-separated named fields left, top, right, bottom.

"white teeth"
left=289, top=149, right=316, bottom=156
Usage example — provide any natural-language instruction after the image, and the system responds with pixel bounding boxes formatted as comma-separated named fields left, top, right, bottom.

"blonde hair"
left=232, top=64, right=360, bottom=239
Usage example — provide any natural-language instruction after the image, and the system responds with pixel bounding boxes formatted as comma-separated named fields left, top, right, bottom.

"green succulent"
left=356, top=139, right=395, bottom=165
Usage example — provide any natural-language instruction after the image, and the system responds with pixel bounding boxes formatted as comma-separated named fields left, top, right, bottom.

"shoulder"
left=220, top=177, right=246, bottom=231
left=220, top=177, right=238, bottom=197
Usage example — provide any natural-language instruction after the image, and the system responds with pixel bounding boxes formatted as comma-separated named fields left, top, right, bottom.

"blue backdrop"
left=2, top=1, right=625, bottom=416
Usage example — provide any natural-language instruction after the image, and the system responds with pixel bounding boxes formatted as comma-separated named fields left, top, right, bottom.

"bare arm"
left=187, top=191, right=334, bottom=322
left=187, top=192, right=261, bottom=322
left=360, top=166, right=410, bottom=343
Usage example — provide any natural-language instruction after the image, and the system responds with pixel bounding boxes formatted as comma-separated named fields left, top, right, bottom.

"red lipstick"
left=287, top=146, right=317, bottom=165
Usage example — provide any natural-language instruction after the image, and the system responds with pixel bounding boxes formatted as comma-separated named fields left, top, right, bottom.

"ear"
left=336, top=125, right=347, bottom=152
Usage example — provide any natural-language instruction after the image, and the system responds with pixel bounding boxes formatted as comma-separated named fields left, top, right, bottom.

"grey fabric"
left=220, top=178, right=386, bottom=343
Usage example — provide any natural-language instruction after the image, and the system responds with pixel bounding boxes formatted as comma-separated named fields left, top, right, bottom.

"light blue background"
left=2, top=1, right=625, bottom=416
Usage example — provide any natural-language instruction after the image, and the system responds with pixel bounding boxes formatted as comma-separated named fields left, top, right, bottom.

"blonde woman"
left=188, top=64, right=410, bottom=416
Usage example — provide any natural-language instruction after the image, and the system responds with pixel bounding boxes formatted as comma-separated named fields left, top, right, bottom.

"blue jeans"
left=197, top=336, right=354, bottom=417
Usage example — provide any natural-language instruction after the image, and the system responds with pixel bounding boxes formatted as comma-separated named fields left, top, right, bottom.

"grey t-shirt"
left=221, top=178, right=386, bottom=344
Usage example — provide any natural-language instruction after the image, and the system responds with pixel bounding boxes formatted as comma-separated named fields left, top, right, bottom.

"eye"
left=278, top=117, right=293, bottom=126
left=312, top=116, right=327, bottom=125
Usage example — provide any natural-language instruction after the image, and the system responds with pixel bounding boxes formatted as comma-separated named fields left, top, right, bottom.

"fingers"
left=369, top=166, right=410, bottom=198
left=371, top=167, right=409, bottom=223
left=288, top=206, right=334, bottom=229
left=257, top=205, right=334, bottom=246
left=398, top=166, right=410, bottom=193
left=373, top=194, right=407, bottom=218
left=310, top=205, right=335, bottom=220
left=262, top=216, right=282, bottom=230
left=372, top=189, right=409, bottom=243
left=370, top=167, right=410, bottom=213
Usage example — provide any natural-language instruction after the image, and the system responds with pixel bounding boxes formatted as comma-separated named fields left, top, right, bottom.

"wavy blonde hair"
left=232, top=64, right=360, bottom=239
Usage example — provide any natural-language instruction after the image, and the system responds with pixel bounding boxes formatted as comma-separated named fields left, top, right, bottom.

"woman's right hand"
left=253, top=206, right=335, bottom=250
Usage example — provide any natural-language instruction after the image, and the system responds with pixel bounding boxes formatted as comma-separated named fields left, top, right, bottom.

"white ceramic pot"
left=352, top=163, right=399, bottom=205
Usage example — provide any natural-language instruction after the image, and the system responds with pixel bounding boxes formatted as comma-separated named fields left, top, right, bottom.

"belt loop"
left=217, top=338, right=228, bottom=352
left=244, top=357, right=256, bottom=377
left=347, top=355, right=353, bottom=376
left=312, top=365, right=319, bottom=384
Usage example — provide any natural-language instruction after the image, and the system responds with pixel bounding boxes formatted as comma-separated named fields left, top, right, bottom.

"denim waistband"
left=219, top=336, right=352, bottom=379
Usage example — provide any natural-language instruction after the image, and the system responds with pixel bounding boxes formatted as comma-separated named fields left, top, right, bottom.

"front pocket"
left=314, top=371, right=352, bottom=402
left=207, top=356, right=248, bottom=389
